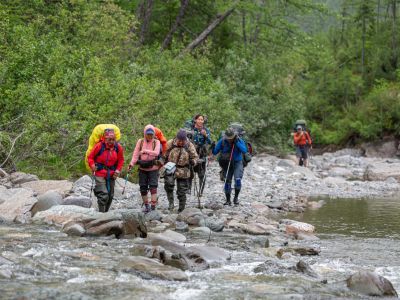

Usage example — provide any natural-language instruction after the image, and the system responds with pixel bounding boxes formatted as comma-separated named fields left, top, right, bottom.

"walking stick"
left=223, top=144, right=235, bottom=192
left=122, top=173, right=129, bottom=195
left=89, top=171, right=95, bottom=200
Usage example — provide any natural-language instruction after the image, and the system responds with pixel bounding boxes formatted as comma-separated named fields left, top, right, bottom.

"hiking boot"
left=219, top=170, right=225, bottom=181
left=143, top=204, right=151, bottom=214
left=223, top=193, right=231, bottom=206
left=98, top=204, right=106, bottom=213
left=233, top=189, right=240, bottom=206
left=168, top=203, right=174, bottom=211
left=151, top=204, right=156, bottom=211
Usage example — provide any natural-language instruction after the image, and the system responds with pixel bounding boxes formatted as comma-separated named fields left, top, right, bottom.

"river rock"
left=283, top=220, right=315, bottom=235
left=62, top=195, right=92, bottom=208
left=187, top=245, right=231, bottom=264
left=295, top=260, right=319, bottom=278
left=277, top=159, right=296, bottom=168
left=0, top=187, right=37, bottom=223
left=251, top=202, right=270, bottom=214
left=364, top=161, right=400, bottom=181
left=149, top=229, right=186, bottom=243
left=71, top=175, right=93, bottom=196
left=205, top=216, right=224, bottom=232
left=175, top=221, right=189, bottom=232
left=62, top=223, right=86, bottom=236
left=145, top=210, right=162, bottom=222
left=30, top=190, right=63, bottom=216
left=322, top=176, right=347, bottom=185
left=346, top=271, right=398, bottom=297
left=191, top=226, right=212, bottom=237
left=32, top=205, right=98, bottom=225
left=328, top=167, right=353, bottom=178
left=9, top=172, right=39, bottom=185
left=362, top=140, right=398, bottom=158
left=119, top=256, right=188, bottom=281
left=21, top=180, right=73, bottom=196
left=0, top=268, right=13, bottom=279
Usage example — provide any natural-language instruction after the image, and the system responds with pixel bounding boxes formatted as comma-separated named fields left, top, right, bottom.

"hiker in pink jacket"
left=128, top=124, right=162, bottom=212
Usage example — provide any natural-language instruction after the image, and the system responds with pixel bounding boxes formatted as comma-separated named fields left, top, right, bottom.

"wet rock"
left=205, top=216, right=224, bottom=232
left=307, top=200, right=325, bottom=210
left=21, top=179, right=72, bottom=197
left=0, top=268, right=12, bottom=279
left=187, top=245, right=231, bottom=264
left=295, top=260, right=319, bottom=278
left=241, top=223, right=273, bottom=235
left=9, top=172, right=39, bottom=185
left=18, top=288, right=95, bottom=300
left=266, top=200, right=284, bottom=210
left=62, top=223, right=86, bottom=236
left=364, top=161, right=400, bottom=181
left=178, top=207, right=204, bottom=223
left=149, top=229, right=186, bottom=243
left=191, top=226, right=212, bottom=237
left=175, top=221, right=189, bottom=232
left=145, top=210, right=162, bottom=222
left=283, top=220, right=315, bottom=235
left=31, top=190, right=63, bottom=216
left=346, top=270, right=398, bottom=297
left=277, top=246, right=320, bottom=257
left=119, top=256, right=188, bottom=281
left=32, top=205, right=97, bottom=225
left=253, top=259, right=288, bottom=275
left=0, top=187, right=37, bottom=223
left=62, top=195, right=92, bottom=208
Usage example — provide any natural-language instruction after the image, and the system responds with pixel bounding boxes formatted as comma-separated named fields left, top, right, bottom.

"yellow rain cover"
left=85, top=124, right=121, bottom=171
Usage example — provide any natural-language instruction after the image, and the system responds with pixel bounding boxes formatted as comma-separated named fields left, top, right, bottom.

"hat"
left=225, top=128, right=236, bottom=139
left=296, top=125, right=303, bottom=130
left=176, top=129, right=187, bottom=141
left=104, top=129, right=116, bottom=139
left=145, top=128, right=155, bottom=135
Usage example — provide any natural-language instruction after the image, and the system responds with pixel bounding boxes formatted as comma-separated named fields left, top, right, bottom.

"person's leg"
left=105, top=178, right=115, bottom=212
left=295, top=146, right=302, bottom=166
left=198, top=160, right=206, bottom=196
left=224, top=164, right=234, bottom=205
left=302, top=147, right=309, bottom=167
left=139, top=169, right=150, bottom=212
left=164, top=174, right=175, bottom=210
left=177, top=178, right=189, bottom=212
left=94, top=176, right=109, bottom=212
left=233, top=161, right=244, bottom=206
left=149, top=170, right=159, bottom=210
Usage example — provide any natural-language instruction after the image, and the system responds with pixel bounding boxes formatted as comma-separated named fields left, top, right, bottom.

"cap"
left=225, top=128, right=236, bottom=139
left=176, top=129, right=187, bottom=141
left=145, top=128, right=155, bottom=135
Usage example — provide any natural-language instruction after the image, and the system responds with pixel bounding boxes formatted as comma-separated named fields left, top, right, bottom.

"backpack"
left=85, top=124, right=121, bottom=172
left=220, top=123, right=254, bottom=167
left=293, top=119, right=313, bottom=145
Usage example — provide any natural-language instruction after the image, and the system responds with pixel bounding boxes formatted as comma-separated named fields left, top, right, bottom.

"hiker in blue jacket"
left=212, top=127, right=248, bottom=206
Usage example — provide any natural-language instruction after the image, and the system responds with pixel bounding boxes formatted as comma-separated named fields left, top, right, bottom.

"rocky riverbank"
left=0, top=149, right=399, bottom=299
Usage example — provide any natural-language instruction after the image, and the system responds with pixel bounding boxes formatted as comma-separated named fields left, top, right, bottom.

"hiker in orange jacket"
left=293, top=125, right=312, bottom=167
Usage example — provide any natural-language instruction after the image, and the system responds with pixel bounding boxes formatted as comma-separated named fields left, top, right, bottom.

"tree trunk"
left=161, top=0, right=190, bottom=50
left=391, top=0, right=397, bottom=68
left=139, top=0, right=154, bottom=45
left=183, top=7, right=235, bottom=53
left=242, top=10, right=247, bottom=46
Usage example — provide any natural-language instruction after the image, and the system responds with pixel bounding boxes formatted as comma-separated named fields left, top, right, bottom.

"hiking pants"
left=223, top=160, right=244, bottom=194
left=94, top=176, right=115, bottom=212
left=139, top=169, right=159, bottom=195
left=296, top=145, right=308, bottom=159
left=164, top=175, right=189, bottom=210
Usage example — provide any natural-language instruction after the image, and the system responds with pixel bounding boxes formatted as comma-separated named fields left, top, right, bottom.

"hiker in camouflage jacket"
left=163, top=129, right=199, bottom=212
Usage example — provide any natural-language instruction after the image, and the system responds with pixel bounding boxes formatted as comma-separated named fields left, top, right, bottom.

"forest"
left=0, top=0, right=399, bottom=178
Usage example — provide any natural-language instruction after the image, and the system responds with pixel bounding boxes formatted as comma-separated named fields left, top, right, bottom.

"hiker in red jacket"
left=87, top=129, right=124, bottom=212
left=293, top=125, right=312, bottom=167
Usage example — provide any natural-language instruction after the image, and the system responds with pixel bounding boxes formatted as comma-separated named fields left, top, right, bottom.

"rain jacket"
left=87, top=142, right=124, bottom=178
left=130, top=124, right=161, bottom=171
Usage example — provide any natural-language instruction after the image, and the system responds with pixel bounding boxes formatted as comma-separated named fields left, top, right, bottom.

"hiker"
left=87, top=129, right=124, bottom=212
left=187, top=114, right=212, bottom=196
left=163, top=129, right=199, bottom=212
left=128, top=125, right=162, bottom=213
left=212, top=127, right=248, bottom=206
left=293, top=125, right=312, bottom=167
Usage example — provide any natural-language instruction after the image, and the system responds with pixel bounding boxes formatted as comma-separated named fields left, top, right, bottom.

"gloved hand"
left=112, top=170, right=120, bottom=179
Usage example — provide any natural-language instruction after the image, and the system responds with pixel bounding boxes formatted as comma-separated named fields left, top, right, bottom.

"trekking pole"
left=222, top=145, right=235, bottom=192
left=197, top=157, right=208, bottom=209
left=122, top=172, right=129, bottom=195
left=89, top=171, right=95, bottom=199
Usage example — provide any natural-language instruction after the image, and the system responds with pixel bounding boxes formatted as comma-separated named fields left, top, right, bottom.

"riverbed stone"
left=149, top=229, right=186, bottom=243
left=346, top=271, right=398, bottom=297
left=205, top=216, right=224, bottom=232
left=283, top=220, right=315, bottom=235
left=21, top=180, right=73, bottom=196
left=30, top=190, right=63, bottom=216
left=9, top=172, right=39, bottom=185
left=0, top=187, right=37, bottom=223
left=119, top=256, right=188, bottom=281
left=62, top=223, right=86, bottom=236
left=364, top=161, right=400, bottom=181
left=62, top=195, right=92, bottom=208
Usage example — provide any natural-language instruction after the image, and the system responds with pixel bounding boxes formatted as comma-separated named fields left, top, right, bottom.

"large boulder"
left=118, top=256, right=188, bottom=281
left=281, top=220, right=315, bottom=235
left=0, top=188, right=37, bottom=223
left=364, top=161, right=400, bottom=181
left=9, top=172, right=39, bottom=185
left=21, top=180, right=72, bottom=196
left=362, top=140, right=399, bottom=158
left=62, top=195, right=92, bottom=208
left=347, top=271, right=398, bottom=297
left=30, top=190, right=63, bottom=216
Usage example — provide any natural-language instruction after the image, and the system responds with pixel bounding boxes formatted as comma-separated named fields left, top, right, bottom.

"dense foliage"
left=0, top=0, right=399, bottom=178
